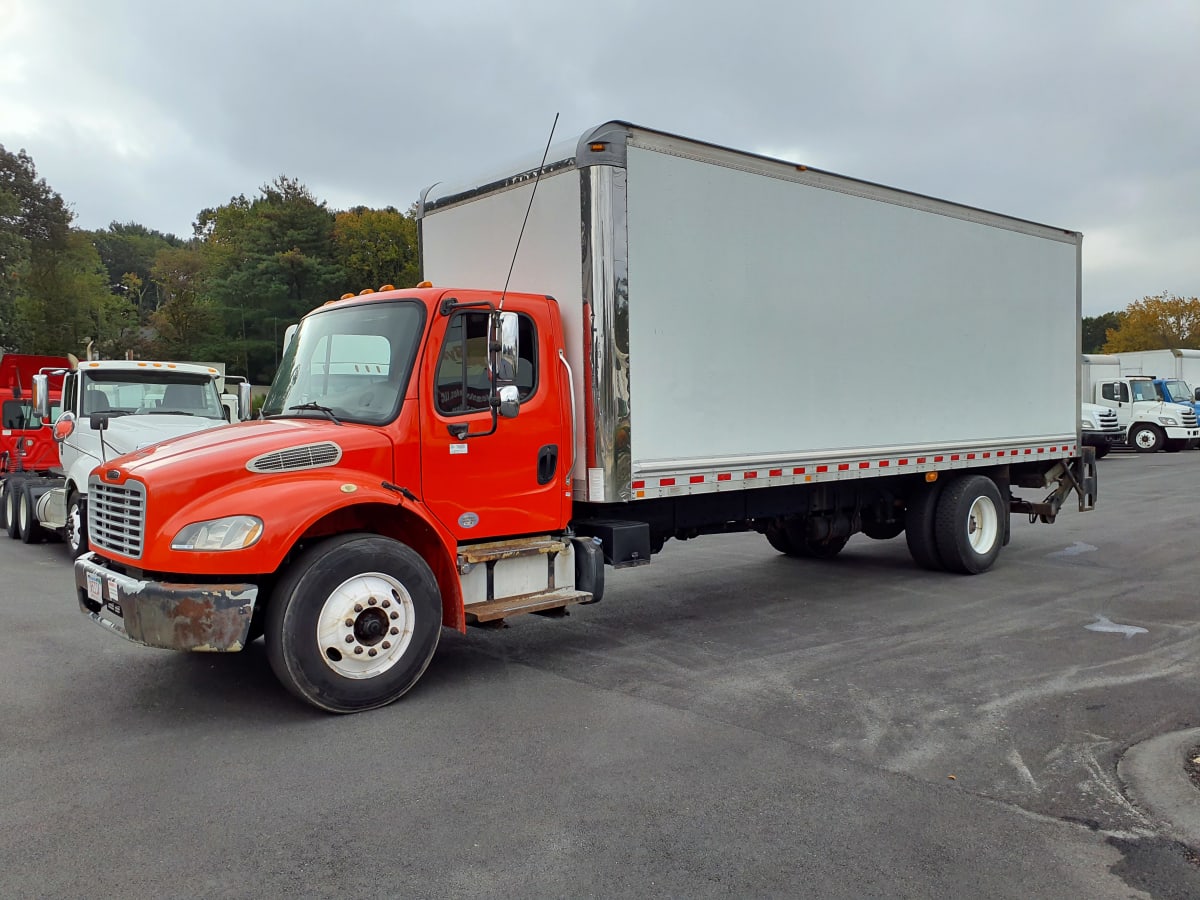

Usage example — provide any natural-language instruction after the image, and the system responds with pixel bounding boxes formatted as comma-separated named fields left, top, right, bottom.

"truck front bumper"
left=1081, top=430, right=1122, bottom=448
left=1164, top=426, right=1200, bottom=441
left=74, top=553, right=259, bottom=652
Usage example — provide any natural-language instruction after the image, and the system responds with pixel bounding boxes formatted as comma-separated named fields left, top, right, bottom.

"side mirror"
left=498, top=385, right=520, bottom=419
left=32, top=374, right=50, bottom=420
left=492, top=311, right=520, bottom=387
left=237, top=382, right=252, bottom=421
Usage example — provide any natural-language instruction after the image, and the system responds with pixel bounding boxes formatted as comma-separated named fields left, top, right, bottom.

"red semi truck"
left=0, top=354, right=70, bottom=531
left=73, top=123, right=1096, bottom=713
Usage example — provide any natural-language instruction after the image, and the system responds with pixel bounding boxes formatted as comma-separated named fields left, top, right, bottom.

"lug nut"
left=382, top=599, right=391, bottom=609
left=354, top=603, right=363, bottom=613
left=382, top=641, right=391, bottom=650
left=354, top=646, right=364, bottom=655
left=345, top=635, right=354, bottom=643
left=344, top=618, right=354, bottom=627
left=390, top=627, right=399, bottom=635
left=368, top=598, right=377, bottom=606
left=390, top=611, right=399, bottom=620
left=368, top=648, right=377, bottom=657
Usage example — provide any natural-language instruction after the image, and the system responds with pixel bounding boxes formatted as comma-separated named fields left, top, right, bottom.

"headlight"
left=1081, top=418, right=1096, bottom=429
left=172, top=516, right=263, bottom=551
left=1158, top=416, right=1178, bottom=426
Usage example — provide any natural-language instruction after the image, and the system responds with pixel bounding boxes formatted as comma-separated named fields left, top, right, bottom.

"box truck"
left=73, top=122, right=1096, bottom=712
left=1082, top=353, right=1199, bottom=451
left=1114, top=349, right=1200, bottom=419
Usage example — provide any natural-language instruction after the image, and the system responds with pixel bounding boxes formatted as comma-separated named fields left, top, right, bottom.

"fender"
left=136, top=469, right=469, bottom=632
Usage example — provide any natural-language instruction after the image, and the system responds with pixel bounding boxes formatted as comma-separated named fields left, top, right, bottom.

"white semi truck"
left=1081, top=354, right=1200, bottom=452
left=7, top=360, right=250, bottom=556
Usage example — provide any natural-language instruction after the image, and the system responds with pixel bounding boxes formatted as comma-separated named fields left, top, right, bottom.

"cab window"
left=436, top=312, right=538, bottom=415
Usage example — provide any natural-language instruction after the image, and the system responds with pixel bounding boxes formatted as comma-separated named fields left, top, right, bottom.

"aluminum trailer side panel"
left=421, top=121, right=1082, bottom=504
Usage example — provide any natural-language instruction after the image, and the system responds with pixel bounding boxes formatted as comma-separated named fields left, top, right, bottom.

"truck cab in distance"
left=8, top=360, right=251, bottom=555
left=1082, top=355, right=1199, bottom=452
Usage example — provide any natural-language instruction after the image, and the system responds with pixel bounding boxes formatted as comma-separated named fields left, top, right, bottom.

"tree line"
left=2, top=143, right=1196, bottom=382
left=1, top=145, right=419, bottom=384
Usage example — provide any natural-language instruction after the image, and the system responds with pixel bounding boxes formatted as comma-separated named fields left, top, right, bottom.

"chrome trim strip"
left=581, top=164, right=630, bottom=502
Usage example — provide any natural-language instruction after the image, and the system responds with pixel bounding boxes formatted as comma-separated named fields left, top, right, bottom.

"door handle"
left=537, top=445, right=558, bottom=485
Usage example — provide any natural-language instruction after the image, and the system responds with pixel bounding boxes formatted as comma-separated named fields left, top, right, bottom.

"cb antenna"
left=499, top=112, right=559, bottom=310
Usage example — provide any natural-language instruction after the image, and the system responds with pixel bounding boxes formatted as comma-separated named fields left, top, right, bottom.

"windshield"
left=1129, top=381, right=1160, bottom=403
left=1163, top=380, right=1194, bottom=402
left=82, top=372, right=224, bottom=419
left=261, top=300, right=425, bottom=425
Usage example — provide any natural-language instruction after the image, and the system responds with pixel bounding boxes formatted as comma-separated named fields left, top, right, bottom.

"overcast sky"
left=2, top=0, right=1196, bottom=316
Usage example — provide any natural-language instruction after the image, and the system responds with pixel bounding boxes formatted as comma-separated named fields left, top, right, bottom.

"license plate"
left=86, top=570, right=102, bottom=603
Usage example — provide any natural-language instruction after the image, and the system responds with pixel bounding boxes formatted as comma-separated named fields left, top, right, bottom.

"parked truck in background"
left=7, top=360, right=251, bottom=557
left=1113, top=349, right=1200, bottom=421
left=0, top=353, right=71, bottom=531
left=1082, top=353, right=1200, bottom=452
left=73, top=121, right=1096, bottom=713
left=1079, top=402, right=1123, bottom=458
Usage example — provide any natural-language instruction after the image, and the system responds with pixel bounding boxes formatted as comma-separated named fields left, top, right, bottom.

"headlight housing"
left=172, top=516, right=263, bottom=551
left=1158, top=416, right=1178, bottom=426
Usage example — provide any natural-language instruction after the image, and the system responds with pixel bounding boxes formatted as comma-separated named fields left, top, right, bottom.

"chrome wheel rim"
left=316, top=573, right=416, bottom=679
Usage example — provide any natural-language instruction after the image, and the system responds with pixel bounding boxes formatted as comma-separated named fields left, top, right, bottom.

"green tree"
left=147, top=246, right=222, bottom=361
left=1082, top=312, right=1124, bottom=354
left=89, top=221, right=183, bottom=319
left=1101, top=293, right=1200, bottom=353
left=0, top=144, right=72, bottom=350
left=333, top=206, right=420, bottom=291
left=198, top=177, right=346, bottom=381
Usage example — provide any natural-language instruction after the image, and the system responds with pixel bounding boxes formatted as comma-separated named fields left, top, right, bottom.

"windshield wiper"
left=287, top=402, right=343, bottom=425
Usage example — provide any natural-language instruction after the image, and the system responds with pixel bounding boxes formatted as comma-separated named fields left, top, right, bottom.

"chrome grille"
left=1183, top=411, right=1199, bottom=428
left=88, top=477, right=146, bottom=558
left=1097, top=409, right=1121, bottom=432
left=247, top=441, right=342, bottom=473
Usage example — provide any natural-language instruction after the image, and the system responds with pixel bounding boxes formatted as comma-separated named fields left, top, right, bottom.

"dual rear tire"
left=906, top=474, right=1004, bottom=574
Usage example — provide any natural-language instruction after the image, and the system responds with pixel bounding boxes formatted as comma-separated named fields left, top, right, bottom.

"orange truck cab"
left=74, top=286, right=599, bottom=713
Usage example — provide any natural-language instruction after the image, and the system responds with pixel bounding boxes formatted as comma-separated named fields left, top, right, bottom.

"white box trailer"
left=421, top=121, right=1091, bottom=549
left=1116, top=349, right=1200, bottom=390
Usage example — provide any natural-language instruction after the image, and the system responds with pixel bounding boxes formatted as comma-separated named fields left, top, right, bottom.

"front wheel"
left=66, top=491, right=88, bottom=558
left=934, top=475, right=1003, bottom=574
left=1129, top=424, right=1164, bottom=453
left=265, top=534, right=443, bottom=714
left=1093, top=444, right=1111, bottom=459
left=1164, top=439, right=1185, bottom=453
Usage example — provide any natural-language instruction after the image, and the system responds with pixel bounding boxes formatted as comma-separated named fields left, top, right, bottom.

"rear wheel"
left=17, top=483, right=43, bottom=544
left=4, top=478, right=20, bottom=539
left=934, top=475, right=1003, bottom=574
left=765, top=522, right=804, bottom=556
left=265, top=534, right=443, bottom=713
left=1129, top=423, right=1164, bottom=453
left=904, top=481, right=945, bottom=571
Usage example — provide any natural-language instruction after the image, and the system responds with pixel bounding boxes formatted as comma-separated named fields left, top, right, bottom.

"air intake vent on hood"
left=247, top=441, right=342, bottom=473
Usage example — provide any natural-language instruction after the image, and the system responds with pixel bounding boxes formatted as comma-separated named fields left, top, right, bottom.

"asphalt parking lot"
left=2, top=449, right=1199, bottom=898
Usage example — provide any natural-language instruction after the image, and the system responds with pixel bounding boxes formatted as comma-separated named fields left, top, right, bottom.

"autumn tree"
left=1101, top=293, right=1200, bottom=353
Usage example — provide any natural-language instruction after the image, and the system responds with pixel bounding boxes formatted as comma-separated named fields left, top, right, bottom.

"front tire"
left=1129, top=424, right=1164, bottom=453
left=1164, top=439, right=1185, bottom=453
left=1093, top=444, right=1111, bottom=459
left=265, top=534, right=443, bottom=714
left=66, top=491, right=88, bottom=558
left=934, top=475, right=1003, bottom=574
